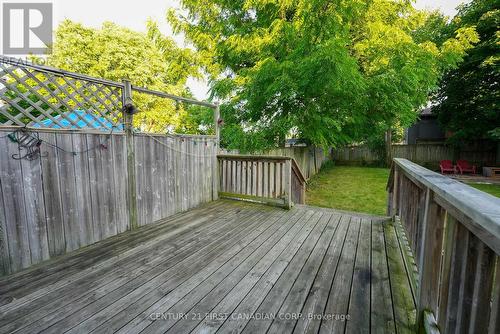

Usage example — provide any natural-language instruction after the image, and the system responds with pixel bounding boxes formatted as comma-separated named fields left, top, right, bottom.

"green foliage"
left=489, top=127, right=500, bottom=140
left=218, top=103, right=289, bottom=152
left=169, top=0, right=477, bottom=151
left=432, top=0, right=500, bottom=142
left=48, top=20, right=210, bottom=133
left=177, top=104, right=215, bottom=135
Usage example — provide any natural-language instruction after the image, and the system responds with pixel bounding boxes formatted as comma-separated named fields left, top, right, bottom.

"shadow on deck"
left=0, top=200, right=416, bottom=334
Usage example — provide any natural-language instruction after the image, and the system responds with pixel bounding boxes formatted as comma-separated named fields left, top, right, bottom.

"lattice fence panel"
left=0, top=62, right=123, bottom=131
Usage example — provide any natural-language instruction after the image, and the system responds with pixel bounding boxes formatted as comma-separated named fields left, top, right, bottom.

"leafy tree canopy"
left=432, top=0, right=499, bottom=142
left=169, top=0, right=477, bottom=151
left=49, top=20, right=214, bottom=133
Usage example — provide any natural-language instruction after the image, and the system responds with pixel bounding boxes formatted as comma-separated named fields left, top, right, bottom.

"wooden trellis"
left=0, top=58, right=124, bottom=131
left=0, top=57, right=220, bottom=134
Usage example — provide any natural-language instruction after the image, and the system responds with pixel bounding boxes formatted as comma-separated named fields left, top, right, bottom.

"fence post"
left=283, top=160, right=292, bottom=209
left=122, top=80, right=138, bottom=230
left=213, top=103, right=221, bottom=200
left=392, top=166, right=399, bottom=216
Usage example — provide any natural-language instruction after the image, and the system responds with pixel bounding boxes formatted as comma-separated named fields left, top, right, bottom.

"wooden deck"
left=0, top=200, right=416, bottom=334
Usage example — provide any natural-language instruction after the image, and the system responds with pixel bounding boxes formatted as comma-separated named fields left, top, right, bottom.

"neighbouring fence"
left=218, top=155, right=306, bottom=209
left=0, top=57, right=220, bottom=275
left=266, top=147, right=329, bottom=179
left=334, top=143, right=498, bottom=169
left=387, top=158, right=500, bottom=333
left=220, top=146, right=330, bottom=180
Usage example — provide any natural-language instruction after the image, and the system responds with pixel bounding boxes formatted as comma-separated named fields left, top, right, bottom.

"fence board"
left=102, top=133, right=119, bottom=238
left=72, top=134, right=94, bottom=246
left=20, top=148, right=49, bottom=264
left=111, top=135, right=129, bottom=233
left=0, top=136, right=31, bottom=271
left=38, top=132, right=66, bottom=257
left=57, top=133, right=81, bottom=251
left=0, top=176, right=10, bottom=275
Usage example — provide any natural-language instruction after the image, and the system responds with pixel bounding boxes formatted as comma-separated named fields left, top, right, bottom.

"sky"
left=44, top=0, right=470, bottom=99
left=413, top=0, right=469, bottom=16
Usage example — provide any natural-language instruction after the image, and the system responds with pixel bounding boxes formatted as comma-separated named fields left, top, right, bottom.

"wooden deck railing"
left=387, top=158, right=500, bottom=334
left=217, top=155, right=306, bottom=209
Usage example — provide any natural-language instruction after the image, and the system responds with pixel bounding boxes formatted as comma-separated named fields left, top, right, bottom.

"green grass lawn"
left=466, top=183, right=500, bottom=198
left=306, top=164, right=390, bottom=216
left=305, top=164, right=500, bottom=217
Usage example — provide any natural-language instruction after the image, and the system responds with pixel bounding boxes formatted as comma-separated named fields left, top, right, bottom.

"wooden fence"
left=387, top=158, right=500, bottom=333
left=334, top=143, right=498, bottom=169
left=0, top=128, right=218, bottom=275
left=220, top=146, right=330, bottom=180
left=0, top=57, right=221, bottom=276
left=217, top=155, right=306, bottom=209
left=332, top=145, right=381, bottom=165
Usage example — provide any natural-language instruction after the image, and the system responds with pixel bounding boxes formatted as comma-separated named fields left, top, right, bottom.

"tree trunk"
left=496, top=141, right=500, bottom=165
left=385, top=129, right=392, bottom=167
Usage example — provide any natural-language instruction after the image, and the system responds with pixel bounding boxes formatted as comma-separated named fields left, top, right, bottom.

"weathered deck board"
left=0, top=200, right=416, bottom=334
left=371, top=219, right=396, bottom=334
left=319, top=216, right=360, bottom=334
left=384, top=222, right=417, bottom=334
left=345, top=217, right=372, bottom=334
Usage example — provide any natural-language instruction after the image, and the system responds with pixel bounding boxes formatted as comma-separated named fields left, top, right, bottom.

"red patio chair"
left=439, top=160, right=455, bottom=174
left=456, top=160, right=476, bottom=174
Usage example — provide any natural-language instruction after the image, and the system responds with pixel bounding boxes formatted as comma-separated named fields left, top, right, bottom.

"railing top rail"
left=393, top=158, right=500, bottom=252
left=217, top=154, right=294, bottom=161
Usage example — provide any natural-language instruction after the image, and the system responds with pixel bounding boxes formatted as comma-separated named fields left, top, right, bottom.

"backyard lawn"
left=306, top=165, right=390, bottom=216
left=306, top=165, right=500, bottom=216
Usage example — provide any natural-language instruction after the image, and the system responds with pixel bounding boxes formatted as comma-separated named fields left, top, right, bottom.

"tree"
left=432, top=0, right=499, bottom=142
left=48, top=20, right=211, bottom=133
left=168, top=0, right=476, bottom=152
